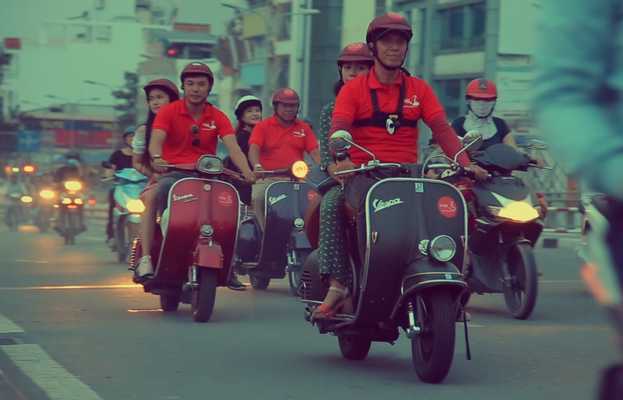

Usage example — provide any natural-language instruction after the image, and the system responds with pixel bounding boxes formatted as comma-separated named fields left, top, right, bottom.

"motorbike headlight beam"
left=64, top=180, right=83, bottom=192
left=39, top=189, right=56, bottom=200
left=20, top=195, right=33, bottom=204
left=492, top=201, right=540, bottom=223
left=291, top=160, right=309, bottom=179
left=126, top=199, right=145, bottom=213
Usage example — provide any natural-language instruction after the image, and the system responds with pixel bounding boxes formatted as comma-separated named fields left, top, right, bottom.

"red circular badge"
left=437, top=196, right=458, bottom=219
left=217, top=192, right=233, bottom=206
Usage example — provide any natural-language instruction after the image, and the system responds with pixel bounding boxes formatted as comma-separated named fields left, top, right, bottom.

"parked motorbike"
left=235, top=161, right=315, bottom=294
left=34, top=188, right=57, bottom=232
left=129, top=155, right=241, bottom=322
left=423, top=136, right=545, bottom=319
left=300, top=130, right=475, bottom=384
left=56, top=179, right=86, bottom=245
left=111, top=168, right=147, bottom=263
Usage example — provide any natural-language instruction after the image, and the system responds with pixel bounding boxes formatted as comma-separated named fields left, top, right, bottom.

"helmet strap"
left=370, top=41, right=407, bottom=71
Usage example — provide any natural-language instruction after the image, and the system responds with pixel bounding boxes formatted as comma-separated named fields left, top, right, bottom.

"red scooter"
left=129, top=155, right=241, bottom=322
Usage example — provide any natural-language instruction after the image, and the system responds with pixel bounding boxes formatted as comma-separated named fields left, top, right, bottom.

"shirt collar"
left=368, top=66, right=403, bottom=89
left=180, top=98, right=210, bottom=117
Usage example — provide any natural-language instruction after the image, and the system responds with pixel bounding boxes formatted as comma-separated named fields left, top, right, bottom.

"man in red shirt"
left=313, top=13, right=489, bottom=319
left=248, top=88, right=320, bottom=230
left=135, top=62, right=254, bottom=282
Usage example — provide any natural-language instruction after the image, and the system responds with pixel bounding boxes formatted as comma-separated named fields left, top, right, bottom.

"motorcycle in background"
left=422, top=134, right=547, bottom=319
left=56, top=179, right=86, bottom=245
left=34, top=187, right=57, bottom=233
left=235, top=161, right=315, bottom=294
left=110, top=168, right=147, bottom=263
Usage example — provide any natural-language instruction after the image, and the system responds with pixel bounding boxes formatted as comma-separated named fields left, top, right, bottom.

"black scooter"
left=424, top=139, right=545, bottom=319
left=236, top=161, right=316, bottom=294
left=300, top=131, right=477, bottom=384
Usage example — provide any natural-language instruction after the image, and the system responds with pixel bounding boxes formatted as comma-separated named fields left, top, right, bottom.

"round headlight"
left=293, top=217, right=305, bottom=230
left=291, top=160, right=309, bottom=179
left=429, top=235, right=456, bottom=262
left=200, top=224, right=214, bottom=237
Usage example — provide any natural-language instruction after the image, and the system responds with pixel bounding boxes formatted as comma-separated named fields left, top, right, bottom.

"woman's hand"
left=151, top=157, right=168, bottom=173
left=328, top=159, right=355, bottom=183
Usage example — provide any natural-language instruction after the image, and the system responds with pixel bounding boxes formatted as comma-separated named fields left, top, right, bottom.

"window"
left=433, top=77, right=478, bottom=121
left=438, top=1, right=486, bottom=51
left=248, top=36, right=267, bottom=59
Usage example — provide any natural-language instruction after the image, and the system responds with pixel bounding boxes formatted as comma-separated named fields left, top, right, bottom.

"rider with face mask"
left=451, top=79, right=518, bottom=150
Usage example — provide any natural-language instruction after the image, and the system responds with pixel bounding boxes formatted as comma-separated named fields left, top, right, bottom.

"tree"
left=112, top=71, right=138, bottom=128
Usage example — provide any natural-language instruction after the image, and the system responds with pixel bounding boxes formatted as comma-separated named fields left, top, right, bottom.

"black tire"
left=65, top=212, right=78, bottom=245
left=287, top=250, right=309, bottom=296
left=160, top=292, right=181, bottom=312
left=115, top=216, right=127, bottom=263
left=192, top=269, right=218, bottom=322
left=503, top=243, right=538, bottom=320
left=338, top=335, right=372, bottom=361
left=250, top=273, right=270, bottom=290
left=411, top=290, right=457, bottom=383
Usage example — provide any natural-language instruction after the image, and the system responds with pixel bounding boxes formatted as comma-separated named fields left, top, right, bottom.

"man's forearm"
left=148, top=130, right=166, bottom=158
left=249, top=145, right=261, bottom=167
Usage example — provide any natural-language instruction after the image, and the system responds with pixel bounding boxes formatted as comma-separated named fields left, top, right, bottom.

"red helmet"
left=337, top=42, right=374, bottom=66
left=466, top=79, right=497, bottom=100
left=180, top=62, right=214, bottom=85
left=271, top=87, right=300, bottom=105
left=143, top=79, right=180, bottom=101
left=366, top=12, right=413, bottom=44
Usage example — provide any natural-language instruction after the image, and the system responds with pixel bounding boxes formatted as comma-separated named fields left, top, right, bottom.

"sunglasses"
left=191, top=124, right=200, bottom=146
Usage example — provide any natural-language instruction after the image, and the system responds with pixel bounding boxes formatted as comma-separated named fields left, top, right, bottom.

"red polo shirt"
left=331, top=68, right=445, bottom=165
left=249, top=115, right=318, bottom=170
left=152, top=99, right=235, bottom=164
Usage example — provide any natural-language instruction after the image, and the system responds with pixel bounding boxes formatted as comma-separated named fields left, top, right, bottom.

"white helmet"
left=234, top=95, right=262, bottom=120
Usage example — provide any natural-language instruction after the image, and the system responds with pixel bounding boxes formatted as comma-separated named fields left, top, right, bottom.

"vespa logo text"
left=372, top=198, right=404, bottom=213
left=269, top=194, right=287, bottom=206
left=173, top=193, right=197, bottom=202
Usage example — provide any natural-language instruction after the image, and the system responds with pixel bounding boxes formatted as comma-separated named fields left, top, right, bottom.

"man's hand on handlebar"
left=151, top=157, right=169, bottom=173
left=465, top=164, right=490, bottom=181
left=242, top=169, right=256, bottom=184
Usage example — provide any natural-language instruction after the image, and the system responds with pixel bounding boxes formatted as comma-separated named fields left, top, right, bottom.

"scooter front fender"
left=194, top=241, right=224, bottom=269
left=390, top=258, right=467, bottom=320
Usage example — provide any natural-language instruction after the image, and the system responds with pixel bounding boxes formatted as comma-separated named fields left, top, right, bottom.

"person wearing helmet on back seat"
left=312, top=12, right=489, bottom=320
left=451, top=79, right=519, bottom=150
left=135, top=62, right=255, bottom=283
left=248, top=88, right=320, bottom=231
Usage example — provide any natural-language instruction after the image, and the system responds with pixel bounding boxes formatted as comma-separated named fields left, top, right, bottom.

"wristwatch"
left=254, top=163, right=262, bottom=170
left=334, top=151, right=349, bottom=162
left=151, top=154, right=162, bottom=160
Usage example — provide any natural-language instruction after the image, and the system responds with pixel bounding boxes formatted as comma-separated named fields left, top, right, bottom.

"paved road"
left=0, top=222, right=616, bottom=400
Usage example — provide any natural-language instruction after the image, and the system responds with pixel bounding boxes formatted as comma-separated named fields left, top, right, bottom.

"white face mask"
left=469, top=100, right=495, bottom=118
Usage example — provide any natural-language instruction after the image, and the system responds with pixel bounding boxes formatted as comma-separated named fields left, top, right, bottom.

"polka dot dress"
left=317, top=101, right=352, bottom=287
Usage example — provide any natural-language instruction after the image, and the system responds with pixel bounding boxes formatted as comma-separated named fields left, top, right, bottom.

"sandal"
left=311, top=286, right=351, bottom=321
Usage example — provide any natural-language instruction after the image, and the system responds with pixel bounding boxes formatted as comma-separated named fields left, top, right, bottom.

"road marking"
left=0, top=314, right=24, bottom=334
left=0, top=284, right=141, bottom=291
left=1, top=344, right=102, bottom=400
left=14, top=259, right=50, bottom=264
left=127, top=308, right=164, bottom=313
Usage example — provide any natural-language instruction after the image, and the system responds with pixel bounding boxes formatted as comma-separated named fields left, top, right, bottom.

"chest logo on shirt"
left=201, top=121, right=217, bottom=131
left=292, top=129, right=306, bottom=138
left=403, top=95, right=420, bottom=108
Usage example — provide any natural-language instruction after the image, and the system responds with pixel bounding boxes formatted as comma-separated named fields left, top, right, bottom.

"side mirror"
left=196, top=155, right=223, bottom=174
left=329, top=130, right=353, bottom=154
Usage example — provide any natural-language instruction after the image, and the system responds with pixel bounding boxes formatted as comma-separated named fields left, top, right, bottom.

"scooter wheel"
left=192, top=269, right=218, bottom=322
left=250, top=274, right=270, bottom=290
left=338, top=335, right=371, bottom=361
left=503, top=243, right=538, bottom=320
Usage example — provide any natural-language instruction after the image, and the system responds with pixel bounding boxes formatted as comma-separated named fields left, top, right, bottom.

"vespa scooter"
left=236, top=161, right=316, bottom=295
left=129, top=155, right=241, bottom=322
left=300, top=131, right=475, bottom=384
